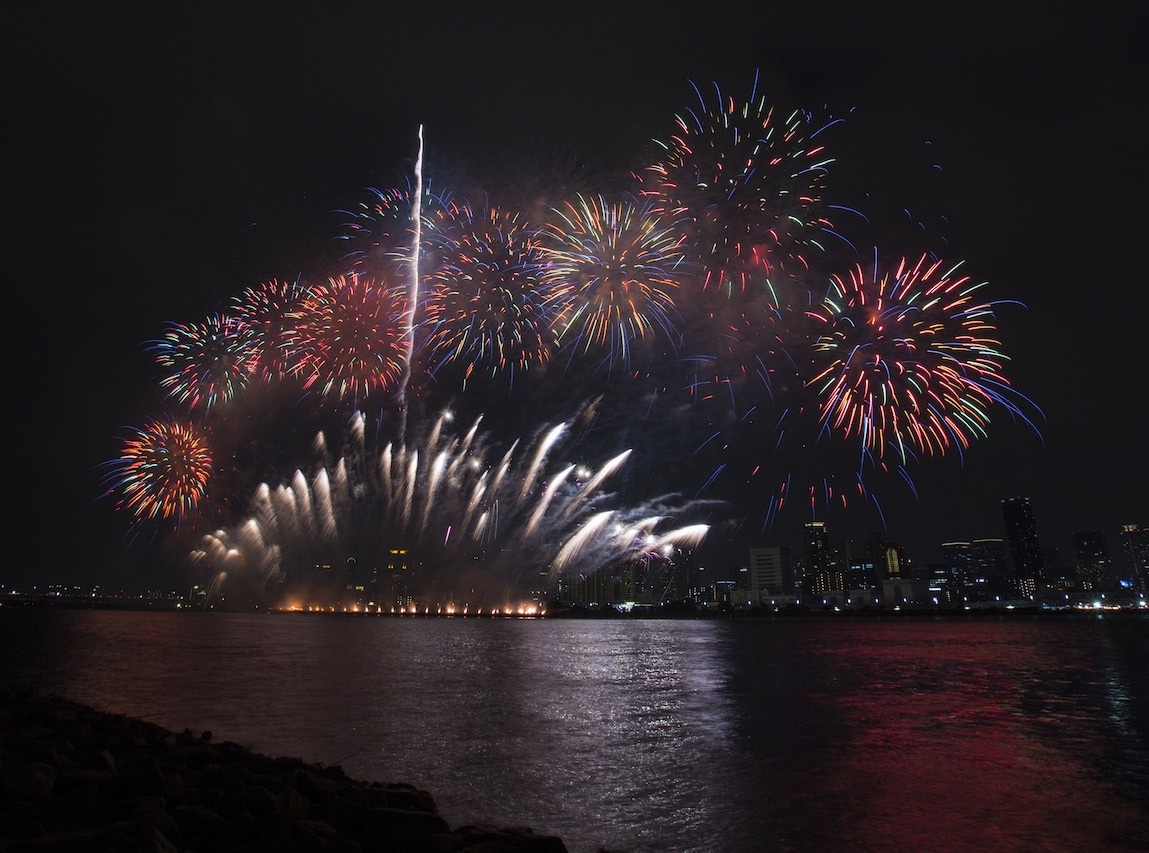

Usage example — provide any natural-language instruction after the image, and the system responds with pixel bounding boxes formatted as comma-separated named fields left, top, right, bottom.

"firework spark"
left=808, top=251, right=1031, bottom=462
left=538, top=193, right=687, bottom=372
left=189, top=407, right=712, bottom=604
left=295, top=272, right=409, bottom=404
left=336, top=177, right=448, bottom=284
left=421, top=197, right=557, bottom=386
left=229, top=278, right=314, bottom=382
left=151, top=314, right=255, bottom=412
left=102, top=416, right=214, bottom=528
left=641, top=71, right=841, bottom=297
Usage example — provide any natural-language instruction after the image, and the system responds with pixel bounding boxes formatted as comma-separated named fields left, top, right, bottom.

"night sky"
left=10, top=3, right=1147, bottom=591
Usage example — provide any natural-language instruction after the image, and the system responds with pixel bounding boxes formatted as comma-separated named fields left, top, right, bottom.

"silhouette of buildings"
left=747, top=545, right=794, bottom=604
left=1002, top=496, right=1045, bottom=595
left=1073, top=530, right=1110, bottom=592
left=1118, top=523, right=1149, bottom=593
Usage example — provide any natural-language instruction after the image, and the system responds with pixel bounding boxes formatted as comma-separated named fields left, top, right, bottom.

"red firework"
left=296, top=272, right=410, bottom=403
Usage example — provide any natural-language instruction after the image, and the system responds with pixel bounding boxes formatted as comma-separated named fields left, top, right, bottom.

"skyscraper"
left=878, top=540, right=905, bottom=581
left=747, top=545, right=794, bottom=602
left=1072, top=530, right=1110, bottom=592
left=804, top=521, right=841, bottom=594
left=971, top=538, right=1011, bottom=598
left=1118, top=523, right=1149, bottom=593
left=1001, top=496, right=1045, bottom=595
left=942, top=541, right=976, bottom=588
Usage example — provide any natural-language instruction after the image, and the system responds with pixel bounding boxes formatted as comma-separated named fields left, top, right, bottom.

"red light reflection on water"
left=792, top=620, right=1148, bottom=851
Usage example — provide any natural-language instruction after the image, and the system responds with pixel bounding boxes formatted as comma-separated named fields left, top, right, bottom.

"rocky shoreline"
left=0, top=687, right=570, bottom=852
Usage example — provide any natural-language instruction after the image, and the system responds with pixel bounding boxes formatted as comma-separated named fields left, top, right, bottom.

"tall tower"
left=1001, top=496, right=1045, bottom=595
left=804, top=521, right=841, bottom=594
left=748, top=545, right=794, bottom=603
left=971, top=538, right=1011, bottom=598
left=879, top=540, right=905, bottom=581
left=1072, top=530, right=1110, bottom=592
left=942, top=541, right=976, bottom=588
left=1118, top=523, right=1149, bottom=593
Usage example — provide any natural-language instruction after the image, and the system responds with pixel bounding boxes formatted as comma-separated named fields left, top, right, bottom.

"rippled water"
left=3, top=608, right=1147, bottom=852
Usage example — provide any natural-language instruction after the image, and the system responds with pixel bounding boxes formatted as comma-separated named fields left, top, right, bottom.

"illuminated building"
left=804, top=521, right=840, bottom=595
left=942, top=541, right=976, bottom=589
left=747, top=545, right=794, bottom=603
left=1001, top=496, right=1045, bottom=595
left=385, top=548, right=413, bottom=607
left=1117, top=523, right=1148, bottom=593
left=878, top=540, right=904, bottom=581
left=1072, top=530, right=1110, bottom=592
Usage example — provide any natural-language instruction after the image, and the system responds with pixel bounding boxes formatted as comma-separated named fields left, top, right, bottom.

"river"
left=2, top=608, right=1146, bottom=851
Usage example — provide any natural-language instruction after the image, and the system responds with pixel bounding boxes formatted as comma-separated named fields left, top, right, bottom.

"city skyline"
left=9, top=5, right=1146, bottom=592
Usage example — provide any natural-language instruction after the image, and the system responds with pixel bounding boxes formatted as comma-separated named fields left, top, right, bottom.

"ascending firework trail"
left=398, top=124, right=423, bottom=446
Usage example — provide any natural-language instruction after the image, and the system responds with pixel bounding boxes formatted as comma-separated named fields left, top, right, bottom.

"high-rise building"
left=969, top=538, right=1011, bottom=599
left=826, top=541, right=850, bottom=591
left=879, top=540, right=905, bottom=581
left=1072, top=530, right=1110, bottom=592
left=385, top=548, right=413, bottom=608
left=675, top=546, right=704, bottom=602
left=847, top=541, right=880, bottom=590
left=923, top=562, right=959, bottom=603
left=942, top=541, right=976, bottom=588
left=1041, top=546, right=1072, bottom=591
left=804, top=521, right=841, bottom=594
left=1001, top=496, right=1045, bottom=595
left=1117, top=523, right=1149, bottom=593
left=747, top=545, right=794, bottom=602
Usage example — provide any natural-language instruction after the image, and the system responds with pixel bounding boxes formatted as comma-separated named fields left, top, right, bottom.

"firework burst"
left=151, top=314, right=256, bottom=412
left=189, top=406, right=713, bottom=604
left=336, top=183, right=448, bottom=283
left=537, top=193, right=687, bottom=373
left=420, top=198, right=557, bottom=387
left=641, top=71, right=840, bottom=297
left=229, top=278, right=314, bottom=382
left=102, top=416, right=214, bottom=528
left=807, top=251, right=1028, bottom=462
left=296, top=272, right=409, bottom=405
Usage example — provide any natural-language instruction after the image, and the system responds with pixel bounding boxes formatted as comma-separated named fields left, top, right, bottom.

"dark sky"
left=9, top=3, right=1147, bottom=590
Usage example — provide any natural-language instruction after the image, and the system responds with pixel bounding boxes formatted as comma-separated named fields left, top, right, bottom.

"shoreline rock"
left=0, top=687, right=568, bottom=851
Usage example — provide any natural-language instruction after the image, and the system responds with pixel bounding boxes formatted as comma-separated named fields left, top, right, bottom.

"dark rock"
left=0, top=807, right=46, bottom=840
left=139, top=825, right=181, bottom=853
left=453, top=824, right=570, bottom=852
left=242, top=782, right=279, bottom=816
left=1, top=759, right=57, bottom=799
left=1, top=687, right=570, bottom=851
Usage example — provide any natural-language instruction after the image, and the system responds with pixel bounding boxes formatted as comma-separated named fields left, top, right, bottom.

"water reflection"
left=2, top=609, right=1146, bottom=852
left=763, top=620, right=1149, bottom=851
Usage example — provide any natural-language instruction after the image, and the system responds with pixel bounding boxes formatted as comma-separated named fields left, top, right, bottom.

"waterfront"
left=2, top=608, right=1146, bottom=851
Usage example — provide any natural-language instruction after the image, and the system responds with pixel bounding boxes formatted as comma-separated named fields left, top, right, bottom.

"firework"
left=189, top=407, right=712, bottom=603
left=105, top=79, right=1041, bottom=582
left=641, top=72, right=840, bottom=296
left=151, top=314, right=256, bottom=412
left=754, top=402, right=910, bottom=534
left=295, top=272, right=409, bottom=404
left=229, top=278, right=314, bottom=382
left=673, top=291, right=811, bottom=422
left=537, top=193, right=687, bottom=372
left=336, top=182, right=448, bottom=283
left=420, top=198, right=557, bottom=386
left=102, top=416, right=214, bottom=528
left=807, top=252, right=1026, bottom=461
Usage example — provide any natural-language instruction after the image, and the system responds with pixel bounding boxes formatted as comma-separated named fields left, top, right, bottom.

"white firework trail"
left=189, top=403, right=716, bottom=603
left=397, top=125, right=423, bottom=446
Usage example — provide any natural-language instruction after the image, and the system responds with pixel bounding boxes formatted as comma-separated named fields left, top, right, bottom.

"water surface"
left=3, top=609, right=1146, bottom=852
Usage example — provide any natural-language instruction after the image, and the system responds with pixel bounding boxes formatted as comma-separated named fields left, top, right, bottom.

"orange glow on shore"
left=269, top=600, right=547, bottom=617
